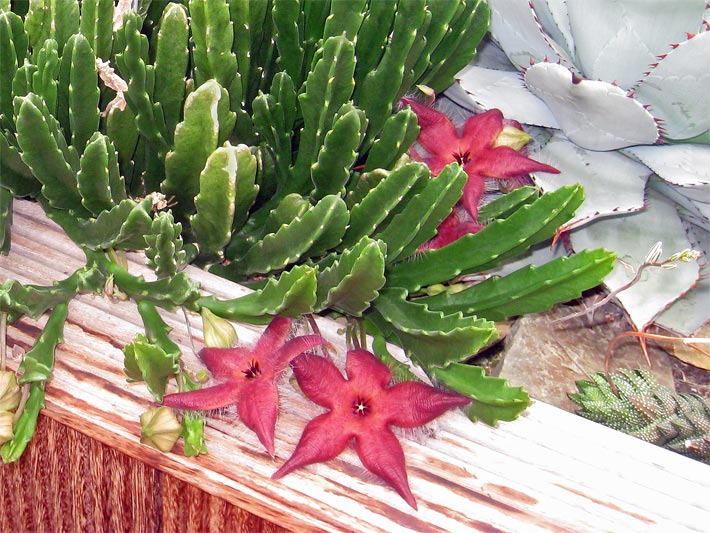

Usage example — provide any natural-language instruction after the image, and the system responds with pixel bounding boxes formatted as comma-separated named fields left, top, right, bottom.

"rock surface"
left=494, top=293, right=676, bottom=412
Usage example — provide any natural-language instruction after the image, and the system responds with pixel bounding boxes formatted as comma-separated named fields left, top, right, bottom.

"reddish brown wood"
left=0, top=415, right=288, bottom=532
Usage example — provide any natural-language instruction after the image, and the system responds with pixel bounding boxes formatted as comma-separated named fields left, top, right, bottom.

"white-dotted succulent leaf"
left=488, top=0, right=574, bottom=70
left=525, top=62, right=660, bottom=150
left=634, top=32, right=710, bottom=140
left=570, top=189, right=700, bottom=332
left=566, top=0, right=707, bottom=90
left=450, top=65, right=559, bottom=128
left=532, top=133, right=651, bottom=226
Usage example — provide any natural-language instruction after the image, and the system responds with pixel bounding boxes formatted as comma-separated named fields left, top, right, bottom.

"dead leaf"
left=113, top=0, right=134, bottom=31
left=95, top=58, right=128, bottom=116
left=656, top=324, right=710, bottom=370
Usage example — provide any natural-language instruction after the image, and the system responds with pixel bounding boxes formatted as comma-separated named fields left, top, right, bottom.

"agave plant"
left=0, top=0, right=617, bottom=461
left=449, top=0, right=710, bottom=337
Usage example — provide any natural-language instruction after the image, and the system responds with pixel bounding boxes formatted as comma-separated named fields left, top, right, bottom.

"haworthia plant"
left=0, top=1, right=616, bottom=461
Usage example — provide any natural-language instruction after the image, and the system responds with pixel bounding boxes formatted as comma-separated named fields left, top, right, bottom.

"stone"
left=494, top=294, right=676, bottom=413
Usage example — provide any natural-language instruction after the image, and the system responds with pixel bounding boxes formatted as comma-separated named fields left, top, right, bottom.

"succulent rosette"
left=448, top=0, right=710, bottom=335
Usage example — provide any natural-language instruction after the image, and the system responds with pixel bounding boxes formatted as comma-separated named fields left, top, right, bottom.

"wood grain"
left=0, top=415, right=286, bottom=532
left=1, top=199, right=709, bottom=532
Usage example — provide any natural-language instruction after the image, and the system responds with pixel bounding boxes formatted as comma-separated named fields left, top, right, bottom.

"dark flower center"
left=452, top=150, right=470, bottom=165
left=352, top=396, right=371, bottom=417
left=242, top=360, right=261, bottom=379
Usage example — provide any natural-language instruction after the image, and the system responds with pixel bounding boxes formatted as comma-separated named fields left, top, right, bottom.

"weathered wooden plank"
left=1, top=199, right=709, bottom=532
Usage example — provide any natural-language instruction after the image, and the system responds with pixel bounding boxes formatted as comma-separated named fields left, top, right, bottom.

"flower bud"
left=0, top=411, right=14, bottom=445
left=0, top=370, right=21, bottom=411
left=201, top=308, right=238, bottom=348
left=494, top=125, right=532, bottom=151
left=140, top=406, right=182, bottom=452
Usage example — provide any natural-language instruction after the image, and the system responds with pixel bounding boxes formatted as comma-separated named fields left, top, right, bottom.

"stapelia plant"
left=451, top=0, right=709, bottom=337
left=273, top=348, right=471, bottom=509
left=163, top=316, right=329, bottom=455
left=0, top=0, right=616, bottom=466
left=402, top=98, right=559, bottom=248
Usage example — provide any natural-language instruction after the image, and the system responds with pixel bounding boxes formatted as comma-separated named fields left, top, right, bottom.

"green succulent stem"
left=0, top=1, right=622, bottom=463
left=136, top=300, right=181, bottom=360
left=100, top=255, right=200, bottom=310
left=1, top=302, right=67, bottom=463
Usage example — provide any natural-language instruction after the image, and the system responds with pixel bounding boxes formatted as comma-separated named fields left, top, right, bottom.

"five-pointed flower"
left=162, top=316, right=329, bottom=456
left=272, top=349, right=471, bottom=509
left=402, top=98, right=559, bottom=220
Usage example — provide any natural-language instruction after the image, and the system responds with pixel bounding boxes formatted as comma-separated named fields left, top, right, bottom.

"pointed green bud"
left=494, top=126, right=532, bottom=151
left=195, top=368, right=210, bottom=383
left=0, top=411, right=14, bottom=445
left=0, top=371, right=21, bottom=411
left=423, top=283, right=468, bottom=297
left=140, top=406, right=182, bottom=452
left=181, top=411, right=208, bottom=457
left=201, top=308, right=238, bottom=348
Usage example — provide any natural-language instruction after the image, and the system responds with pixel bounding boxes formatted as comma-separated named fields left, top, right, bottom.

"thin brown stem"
left=182, top=307, right=198, bottom=356
left=0, top=312, right=6, bottom=371
left=604, top=331, right=710, bottom=394
left=554, top=260, right=669, bottom=326
left=13, top=383, right=30, bottom=423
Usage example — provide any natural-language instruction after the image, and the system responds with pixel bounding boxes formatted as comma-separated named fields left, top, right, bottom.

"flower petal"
left=418, top=210, right=483, bottom=251
left=272, top=413, right=352, bottom=479
left=198, top=346, right=251, bottom=379
left=460, top=173, right=486, bottom=219
left=238, top=379, right=279, bottom=455
left=461, top=109, right=504, bottom=155
left=291, top=353, right=346, bottom=408
left=269, top=335, right=330, bottom=376
left=162, top=380, right=243, bottom=411
left=252, top=316, right=292, bottom=361
left=466, top=146, right=560, bottom=180
left=345, top=349, right=391, bottom=390
left=354, top=428, right=417, bottom=509
left=402, top=98, right=459, bottom=159
left=422, top=156, right=451, bottom=176
left=383, top=382, right=470, bottom=427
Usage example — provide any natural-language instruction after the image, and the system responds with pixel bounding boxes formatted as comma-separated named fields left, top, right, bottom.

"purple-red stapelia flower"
left=402, top=97, right=559, bottom=224
left=418, top=206, right=483, bottom=251
left=272, top=349, right=471, bottom=509
left=162, top=316, right=329, bottom=455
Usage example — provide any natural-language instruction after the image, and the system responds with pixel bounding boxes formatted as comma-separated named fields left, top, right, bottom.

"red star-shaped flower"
left=417, top=206, right=483, bottom=251
left=402, top=98, right=559, bottom=220
left=162, top=316, right=328, bottom=455
left=272, top=349, right=471, bottom=509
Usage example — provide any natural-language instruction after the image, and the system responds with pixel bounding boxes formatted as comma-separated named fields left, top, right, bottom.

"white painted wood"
left=2, top=199, right=709, bottom=532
